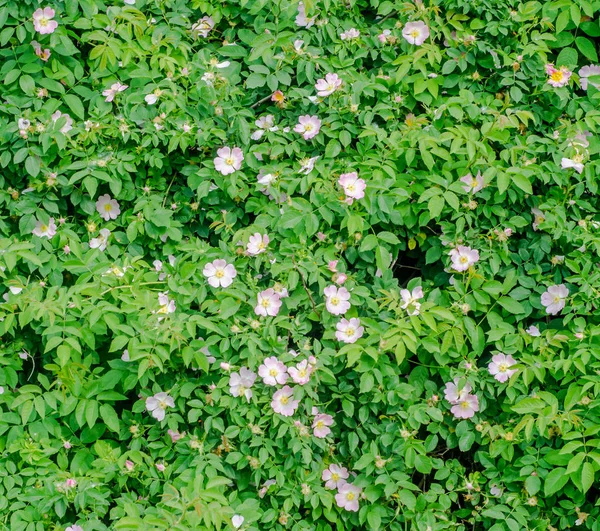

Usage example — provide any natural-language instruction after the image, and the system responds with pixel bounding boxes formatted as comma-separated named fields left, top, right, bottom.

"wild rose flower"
left=145, top=392, right=174, bottom=421
left=203, top=259, right=237, bottom=288
left=247, top=233, right=269, bottom=255
left=272, top=283, right=289, bottom=299
left=322, top=464, right=349, bottom=489
left=531, top=208, right=545, bottom=230
left=561, top=157, right=584, bottom=174
left=444, top=378, right=471, bottom=403
left=338, top=172, right=366, bottom=204
left=449, top=246, right=479, bottom=272
left=460, top=171, right=484, bottom=193
left=32, top=218, right=57, bottom=238
left=334, top=273, right=348, bottom=285
left=400, top=286, right=424, bottom=316
left=545, top=64, right=572, bottom=87
left=192, top=16, right=215, bottom=37
left=488, top=353, right=518, bottom=383
left=335, top=318, right=364, bottom=343
left=402, top=21, right=430, bottom=45
left=95, top=194, right=121, bottom=221
left=526, top=325, right=541, bottom=337
left=295, top=2, right=315, bottom=28
left=312, top=413, right=334, bottom=438
left=340, top=28, right=360, bottom=40
left=31, top=41, right=51, bottom=61
left=299, top=156, right=319, bottom=174
left=89, top=228, right=111, bottom=251
left=324, top=285, right=351, bottom=315
left=251, top=114, right=277, bottom=140
left=145, top=89, right=162, bottom=104
left=258, top=479, right=276, bottom=498
left=541, top=284, right=569, bottom=315
left=33, top=7, right=58, bottom=34
left=168, top=429, right=183, bottom=442
left=294, top=115, right=321, bottom=140
left=232, top=515, right=244, bottom=529
left=102, top=82, right=128, bottom=102
left=450, top=393, right=480, bottom=419
left=157, top=292, right=176, bottom=314
left=378, top=29, right=392, bottom=43
left=125, top=460, right=134, bottom=471
left=258, top=356, right=289, bottom=386
left=271, top=385, right=299, bottom=416
left=229, top=367, right=257, bottom=402
left=255, top=288, right=282, bottom=317
left=315, top=73, right=342, bottom=97
left=51, top=111, right=73, bottom=133
left=579, top=65, right=600, bottom=90
left=214, top=146, right=244, bottom=175
left=289, top=359, right=313, bottom=385
left=335, top=483, right=362, bottom=512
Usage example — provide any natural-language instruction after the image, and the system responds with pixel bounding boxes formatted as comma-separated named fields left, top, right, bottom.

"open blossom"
left=531, top=207, right=545, bottom=231
left=157, top=292, right=176, bottom=314
left=400, top=286, right=424, bottom=316
left=444, top=379, right=472, bottom=403
left=271, top=385, right=299, bottom=416
left=247, top=233, right=269, bottom=255
left=338, top=172, right=366, bottom=204
left=450, top=393, right=480, bottom=419
left=289, top=359, right=313, bottom=385
left=192, top=16, right=215, bottom=37
left=402, top=21, right=430, bottom=45
left=203, top=259, right=237, bottom=288
left=258, top=356, right=288, bottom=386
left=488, top=353, right=518, bottom=383
left=32, top=218, right=57, bottom=238
left=31, top=41, right=51, bottom=61
left=295, top=2, right=315, bottom=28
left=229, top=367, right=257, bottom=402
left=90, top=228, right=111, bottom=251
left=312, top=413, right=334, bottom=438
left=561, top=157, right=584, bottom=174
left=340, top=28, right=360, bottom=40
left=449, top=246, right=479, bottom=272
left=299, top=156, right=319, bottom=174
left=335, top=317, right=364, bottom=343
left=95, top=194, right=121, bottom=220
left=214, top=146, right=244, bottom=175
left=545, top=64, right=572, bottom=87
left=324, top=285, right=351, bottom=315
left=541, top=284, right=569, bottom=315
left=232, top=515, right=244, bottom=529
left=33, top=7, right=58, bottom=34
left=335, top=483, right=362, bottom=512
left=460, top=171, right=484, bottom=193
left=294, top=115, right=321, bottom=140
left=315, top=73, right=342, bottom=97
left=251, top=114, right=277, bottom=140
left=51, top=111, right=73, bottom=133
left=145, top=392, right=174, bottom=421
left=255, top=288, right=282, bottom=317
left=579, top=65, right=600, bottom=90
left=102, top=82, right=128, bottom=102
left=322, top=464, right=349, bottom=490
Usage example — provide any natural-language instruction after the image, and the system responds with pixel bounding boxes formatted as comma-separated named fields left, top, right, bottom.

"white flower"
left=335, top=318, right=364, bottom=343
left=145, top=89, right=162, bottom=105
left=145, top=392, right=175, bottom=421
left=247, top=233, right=269, bottom=255
left=340, top=28, right=360, bottom=40
left=32, top=218, right=57, bottom=238
left=299, top=156, right=319, bottom=174
left=192, top=16, right=215, bottom=37
left=402, top=21, right=430, bottom=46
left=579, top=65, right=600, bottom=90
left=51, top=111, right=73, bottom=133
left=295, top=2, right=315, bottom=28
left=531, top=208, right=545, bottom=231
left=400, top=286, right=424, bottom=316
left=229, top=367, right=257, bottom=402
left=95, top=194, right=121, bottom=221
left=157, top=292, right=176, bottom=314
left=541, top=284, right=568, bottom=315
left=526, top=325, right=541, bottom=337
left=102, top=82, right=128, bottom=102
left=203, top=259, right=237, bottom=288
left=561, top=157, right=584, bottom=174
left=232, top=515, right=244, bottom=529
left=89, top=228, right=111, bottom=251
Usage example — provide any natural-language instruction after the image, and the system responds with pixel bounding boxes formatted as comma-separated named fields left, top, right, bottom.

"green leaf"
left=64, top=94, right=86, bottom=120
left=25, top=156, right=40, bottom=178
left=556, top=47, right=578, bottom=67
left=581, top=462, right=594, bottom=493
left=511, top=173, right=532, bottom=194
left=544, top=468, right=569, bottom=496
left=428, top=195, right=444, bottom=218
left=498, top=297, right=525, bottom=314
left=575, top=36, right=598, bottom=62
left=100, top=404, right=120, bottom=433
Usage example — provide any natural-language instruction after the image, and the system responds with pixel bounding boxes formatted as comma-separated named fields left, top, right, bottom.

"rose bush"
left=1, top=0, right=600, bottom=530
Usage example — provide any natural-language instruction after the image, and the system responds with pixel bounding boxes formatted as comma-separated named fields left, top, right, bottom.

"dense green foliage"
left=1, top=0, right=600, bottom=529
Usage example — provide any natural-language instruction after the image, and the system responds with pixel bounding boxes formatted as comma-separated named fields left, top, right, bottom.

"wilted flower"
left=89, top=228, right=111, bottom=251
left=102, top=82, right=128, bottom=102
left=324, top=285, right=351, bottom=315
left=294, top=115, right=321, bottom=140
left=335, top=318, right=364, bottom=343
left=402, top=21, right=430, bottom=45
left=335, top=483, right=362, bottom=512
left=561, top=157, right=584, bottom=174
left=95, top=194, right=121, bottom=221
left=203, top=259, right=237, bottom=288
left=214, top=146, right=244, bottom=175
left=295, top=2, right=315, bottom=28
left=299, top=156, right=319, bottom=174
left=531, top=208, right=545, bottom=230
left=192, top=16, right=215, bottom=37
left=31, top=41, right=51, bottom=61
left=258, top=356, right=288, bottom=386
left=449, top=246, right=479, bottom=272
left=400, top=286, right=424, bottom=316
left=541, top=284, right=568, bottom=315
left=340, top=28, right=360, bottom=40
left=545, top=63, right=572, bottom=88
left=51, top=111, right=73, bottom=133
left=255, top=288, right=282, bottom=317
left=32, top=7, right=58, bottom=34
left=488, top=353, right=518, bottom=383
left=157, top=292, right=176, bottom=314
left=526, top=325, right=541, bottom=337
left=271, top=385, right=299, bottom=416
left=145, top=392, right=175, bottom=421
left=315, top=73, right=342, bottom=97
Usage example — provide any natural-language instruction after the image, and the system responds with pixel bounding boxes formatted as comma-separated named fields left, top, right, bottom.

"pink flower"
left=488, top=353, right=518, bottom=383
left=157, top=292, right=176, bottom=314
left=258, top=356, right=289, bottom=386
left=102, top=82, right=128, bottom=102
left=33, top=7, right=58, bottom=34
left=203, top=259, right=237, bottom=288
left=579, top=65, right=600, bottom=90
left=294, top=115, right=321, bottom=140
left=541, top=284, right=568, bottom=315
left=63, top=440, right=72, bottom=449
left=65, top=478, right=77, bottom=488
left=340, top=28, right=360, bottom=40
left=214, top=147, right=244, bottom=175
left=400, top=286, right=423, bottom=316
left=338, top=172, right=366, bottom=204
left=125, top=459, right=134, bottom=471
left=450, top=393, right=480, bottom=419
left=324, top=285, right=351, bottom=315
left=145, top=392, right=174, bottom=421
left=378, top=29, right=392, bottom=44
left=255, top=288, right=282, bottom=317
left=271, top=385, right=299, bottom=416
left=443, top=378, right=471, bottom=403
left=312, top=413, right=334, bottom=438
left=95, top=194, right=121, bottom=220
left=295, top=2, right=315, bottom=28
left=531, top=208, right=545, bottom=231
left=545, top=64, right=572, bottom=88
left=229, top=367, right=257, bottom=402
left=31, top=41, right=51, bottom=61
left=168, top=429, right=183, bottom=442
left=526, top=325, right=541, bottom=337
left=335, top=318, right=364, bottom=343
left=335, top=483, right=362, bottom=512
left=66, top=526, right=83, bottom=531
left=334, top=273, right=348, bottom=285
left=460, top=171, right=484, bottom=193
left=51, top=111, right=73, bottom=133
left=322, top=464, right=349, bottom=489
left=449, top=246, right=479, bottom=272
left=155, top=462, right=166, bottom=472
left=288, top=359, right=313, bottom=385
left=561, top=157, right=584, bottom=174
left=258, top=479, right=276, bottom=498
left=32, top=218, right=57, bottom=238
left=247, top=233, right=269, bottom=255
left=402, top=21, right=430, bottom=45
left=328, top=260, right=338, bottom=272
left=315, top=73, right=342, bottom=97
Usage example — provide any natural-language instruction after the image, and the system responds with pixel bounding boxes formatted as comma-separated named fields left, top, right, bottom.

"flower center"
left=345, top=327, right=355, bottom=337
left=226, top=158, right=234, bottom=165
left=498, top=363, right=508, bottom=373
left=104, top=204, right=112, bottom=211
left=553, top=295, right=561, bottom=303
left=261, top=299, right=270, bottom=308
left=280, top=396, right=289, bottom=405
left=331, top=296, right=340, bottom=306
left=471, top=179, right=478, bottom=187
left=550, top=72, right=564, bottom=82
left=269, top=368, right=278, bottom=377
left=331, top=473, right=339, bottom=481
left=215, top=269, right=224, bottom=278
left=459, top=256, right=468, bottom=263
left=40, top=17, right=49, bottom=26
left=159, top=400, right=168, bottom=410
left=410, top=30, right=420, bottom=38
left=346, top=492, right=355, bottom=501
left=346, top=184, right=355, bottom=192
left=41, top=224, right=48, bottom=232
left=316, top=421, right=324, bottom=428
left=460, top=400, right=470, bottom=409
left=305, top=124, right=313, bottom=131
